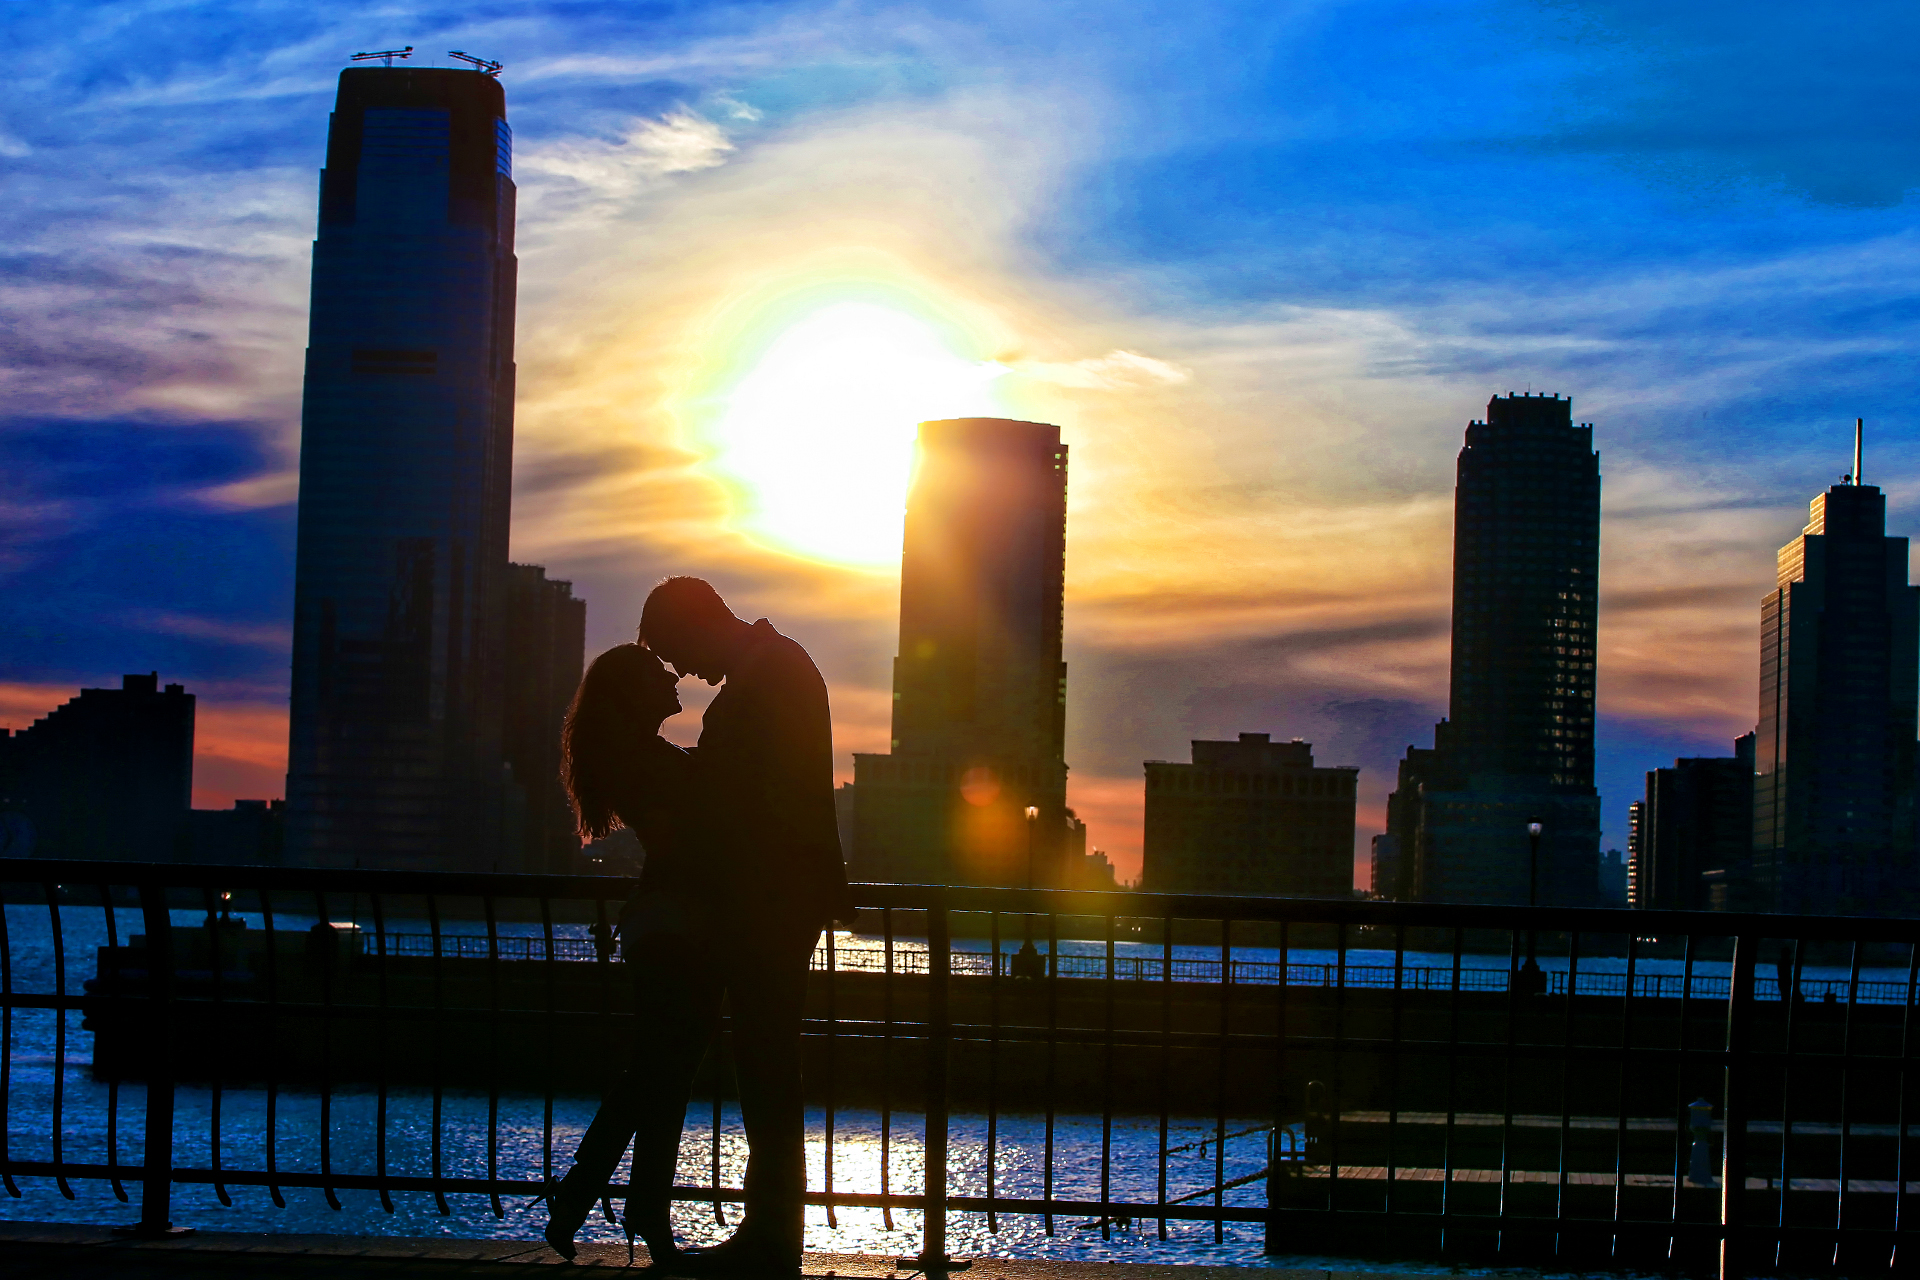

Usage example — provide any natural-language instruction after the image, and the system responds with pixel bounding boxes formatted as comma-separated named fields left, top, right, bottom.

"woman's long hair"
left=561, top=643, right=675, bottom=842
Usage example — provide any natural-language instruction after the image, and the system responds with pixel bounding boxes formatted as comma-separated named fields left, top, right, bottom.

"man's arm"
left=734, top=639, right=854, bottom=919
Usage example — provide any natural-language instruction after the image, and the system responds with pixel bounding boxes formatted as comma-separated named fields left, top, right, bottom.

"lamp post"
left=1013, top=805, right=1044, bottom=978
left=1527, top=820, right=1542, bottom=908
left=1517, top=819, right=1546, bottom=996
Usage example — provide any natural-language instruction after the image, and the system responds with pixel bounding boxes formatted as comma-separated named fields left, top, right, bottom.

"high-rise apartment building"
left=502, top=564, right=587, bottom=873
left=1384, top=393, right=1603, bottom=904
left=285, top=66, right=520, bottom=870
left=851, top=418, right=1071, bottom=886
left=1625, top=798, right=1647, bottom=907
left=0, top=674, right=194, bottom=860
left=1754, top=477, right=1919, bottom=914
left=1142, top=734, right=1356, bottom=897
left=1636, top=735, right=1755, bottom=911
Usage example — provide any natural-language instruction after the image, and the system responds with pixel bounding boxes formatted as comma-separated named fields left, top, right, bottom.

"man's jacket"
left=697, top=619, right=856, bottom=927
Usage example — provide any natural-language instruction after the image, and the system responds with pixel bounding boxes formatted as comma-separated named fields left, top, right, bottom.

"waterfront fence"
left=3, top=858, right=1919, bottom=1277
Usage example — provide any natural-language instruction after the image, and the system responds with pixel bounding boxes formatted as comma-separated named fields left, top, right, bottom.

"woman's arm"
left=610, top=736, right=693, bottom=854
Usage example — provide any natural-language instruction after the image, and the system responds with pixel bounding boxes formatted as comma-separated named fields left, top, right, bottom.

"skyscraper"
left=285, top=66, right=519, bottom=871
left=502, top=564, right=587, bottom=873
left=1384, top=393, right=1603, bottom=904
left=851, top=418, right=1071, bottom=886
left=1754, top=471, right=1919, bottom=914
left=1636, top=735, right=1755, bottom=911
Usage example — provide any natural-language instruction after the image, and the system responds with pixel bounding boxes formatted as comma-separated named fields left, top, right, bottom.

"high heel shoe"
left=625, top=1211, right=682, bottom=1270
left=543, top=1219, right=579, bottom=1262
left=537, top=1183, right=586, bottom=1262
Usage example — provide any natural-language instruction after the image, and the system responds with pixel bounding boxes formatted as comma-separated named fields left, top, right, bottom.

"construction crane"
left=349, top=46, right=413, bottom=66
left=448, top=50, right=503, bottom=76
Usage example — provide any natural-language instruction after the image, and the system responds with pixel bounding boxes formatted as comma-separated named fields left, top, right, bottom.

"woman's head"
left=560, top=644, right=682, bottom=841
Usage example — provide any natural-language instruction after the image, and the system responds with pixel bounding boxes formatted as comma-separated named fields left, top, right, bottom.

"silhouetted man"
left=639, top=576, right=852, bottom=1274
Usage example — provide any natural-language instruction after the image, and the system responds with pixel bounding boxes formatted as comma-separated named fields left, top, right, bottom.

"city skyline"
left=5, top=6, right=1920, bottom=884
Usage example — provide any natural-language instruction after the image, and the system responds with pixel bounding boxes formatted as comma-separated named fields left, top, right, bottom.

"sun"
left=702, top=299, right=1007, bottom=567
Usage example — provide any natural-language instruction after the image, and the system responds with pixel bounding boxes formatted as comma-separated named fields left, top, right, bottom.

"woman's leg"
left=549, top=947, right=719, bottom=1247
left=622, top=958, right=720, bottom=1250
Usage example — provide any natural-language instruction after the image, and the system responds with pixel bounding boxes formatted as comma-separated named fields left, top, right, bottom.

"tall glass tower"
left=851, top=419, right=1072, bottom=886
left=1448, top=393, right=1601, bottom=787
left=285, top=67, right=518, bottom=870
left=1755, top=479, right=1919, bottom=913
left=1384, top=393, right=1603, bottom=903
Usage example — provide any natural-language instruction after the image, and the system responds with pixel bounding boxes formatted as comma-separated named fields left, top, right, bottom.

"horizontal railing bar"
left=0, top=1160, right=1262, bottom=1222
left=11, top=858, right=1920, bottom=943
left=40, top=994, right=1919, bottom=1065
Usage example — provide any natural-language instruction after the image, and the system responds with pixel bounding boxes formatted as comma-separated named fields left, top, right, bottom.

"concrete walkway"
left=0, top=1222, right=1454, bottom=1280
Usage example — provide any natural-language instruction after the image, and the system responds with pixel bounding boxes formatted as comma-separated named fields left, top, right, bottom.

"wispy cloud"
left=126, top=610, right=293, bottom=651
left=521, top=110, right=737, bottom=191
left=1012, top=348, right=1191, bottom=389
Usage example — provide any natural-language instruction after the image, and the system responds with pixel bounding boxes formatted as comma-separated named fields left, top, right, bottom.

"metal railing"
left=3, top=857, right=1919, bottom=1276
left=374, top=931, right=1906, bottom=1004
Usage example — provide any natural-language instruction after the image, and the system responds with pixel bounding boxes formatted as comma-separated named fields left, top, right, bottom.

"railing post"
left=120, top=881, right=190, bottom=1237
left=901, top=891, right=968, bottom=1272
left=1720, top=935, right=1755, bottom=1280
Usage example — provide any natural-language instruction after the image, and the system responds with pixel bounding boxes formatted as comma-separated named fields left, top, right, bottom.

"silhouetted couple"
left=545, top=577, right=853, bottom=1274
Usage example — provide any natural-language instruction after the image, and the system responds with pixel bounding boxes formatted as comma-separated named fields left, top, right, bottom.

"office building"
left=1141, top=734, right=1356, bottom=897
left=1636, top=735, right=1755, bottom=911
left=1626, top=799, right=1646, bottom=906
left=1597, top=847, right=1628, bottom=906
left=184, top=800, right=286, bottom=865
left=1374, top=739, right=1443, bottom=899
left=285, top=65, right=520, bottom=870
left=0, top=674, right=194, bottom=860
left=1384, top=393, right=1603, bottom=904
left=1368, top=834, right=1400, bottom=898
left=851, top=418, right=1072, bottom=886
left=1755, top=472, right=1920, bottom=914
left=502, top=564, right=587, bottom=873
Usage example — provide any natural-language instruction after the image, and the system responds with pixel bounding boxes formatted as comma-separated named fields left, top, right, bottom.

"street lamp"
left=1013, top=805, right=1045, bottom=978
left=1517, top=819, right=1546, bottom=996
left=1527, top=820, right=1543, bottom=907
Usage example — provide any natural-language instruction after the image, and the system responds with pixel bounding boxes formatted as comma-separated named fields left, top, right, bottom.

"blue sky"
left=2, top=0, right=1916, bottom=872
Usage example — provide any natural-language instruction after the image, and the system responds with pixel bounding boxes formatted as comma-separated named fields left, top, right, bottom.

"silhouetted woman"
left=544, top=643, right=709, bottom=1263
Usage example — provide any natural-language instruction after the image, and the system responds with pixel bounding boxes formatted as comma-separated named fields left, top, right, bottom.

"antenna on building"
left=350, top=46, right=414, bottom=66
left=1855, top=418, right=1864, bottom=487
left=448, top=50, right=504, bottom=76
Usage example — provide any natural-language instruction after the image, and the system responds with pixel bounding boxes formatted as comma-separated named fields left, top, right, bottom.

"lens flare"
left=704, top=300, right=1006, bottom=566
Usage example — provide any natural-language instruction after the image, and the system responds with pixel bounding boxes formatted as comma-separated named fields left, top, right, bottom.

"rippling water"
left=1, top=903, right=1278, bottom=1265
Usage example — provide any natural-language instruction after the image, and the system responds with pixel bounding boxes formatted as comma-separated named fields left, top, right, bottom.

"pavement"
left=0, top=1221, right=1462, bottom=1280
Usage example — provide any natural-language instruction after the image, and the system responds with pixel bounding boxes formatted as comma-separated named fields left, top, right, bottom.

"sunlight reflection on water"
left=0, top=1059, right=1273, bottom=1265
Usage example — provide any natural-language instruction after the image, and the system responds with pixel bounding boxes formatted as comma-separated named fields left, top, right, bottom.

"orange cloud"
left=193, top=701, right=287, bottom=808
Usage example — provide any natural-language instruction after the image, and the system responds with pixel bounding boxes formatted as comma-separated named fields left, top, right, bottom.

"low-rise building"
left=1142, top=733, right=1356, bottom=897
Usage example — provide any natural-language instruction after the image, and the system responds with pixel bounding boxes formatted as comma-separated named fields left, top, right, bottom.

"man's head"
left=639, top=576, right=748, bottom=683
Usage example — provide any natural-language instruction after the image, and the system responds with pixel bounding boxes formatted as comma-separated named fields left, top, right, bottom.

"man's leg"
left=723, top=922, right=820, bottom=1255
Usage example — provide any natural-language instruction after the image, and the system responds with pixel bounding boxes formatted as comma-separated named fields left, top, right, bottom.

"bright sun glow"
left=706, top=301, right=1006, bottom=566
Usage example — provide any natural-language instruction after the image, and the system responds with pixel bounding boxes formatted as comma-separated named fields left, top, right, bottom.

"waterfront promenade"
left=0, top=1222, right=1438, bottom=1280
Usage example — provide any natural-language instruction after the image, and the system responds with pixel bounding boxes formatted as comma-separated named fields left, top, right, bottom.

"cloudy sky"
left=4, top=0, right=1918, bottom=883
